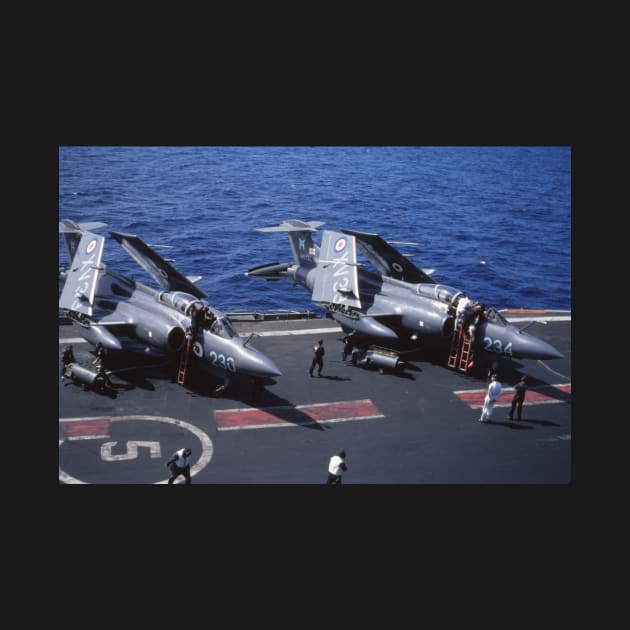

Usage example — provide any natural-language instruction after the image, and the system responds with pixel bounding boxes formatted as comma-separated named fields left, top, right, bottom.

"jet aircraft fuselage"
left=76, top=271, right=280, bottom=379
left=246, top=220, right=563, bottom=369
left=60, top=220, right=281, bottom=388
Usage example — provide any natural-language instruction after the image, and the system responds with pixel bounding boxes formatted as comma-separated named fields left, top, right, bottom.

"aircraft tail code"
left=288, top=229, right=319, bottom=267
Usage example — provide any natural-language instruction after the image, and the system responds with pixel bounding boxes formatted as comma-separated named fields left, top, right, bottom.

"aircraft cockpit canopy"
left=158, top=292, right=203, bottom=316
left=416, top=284, right=463, bottom=305
left=484, top=307, right=508, bottom=326
left=210, top=317, right=236, bottom=339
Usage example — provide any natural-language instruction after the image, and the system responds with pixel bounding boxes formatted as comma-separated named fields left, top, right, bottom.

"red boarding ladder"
left=458, top=331, right=474, bottom=372
left=177, top=339, right=192, bottom=385
left=447, top=322, right=463, bottom=368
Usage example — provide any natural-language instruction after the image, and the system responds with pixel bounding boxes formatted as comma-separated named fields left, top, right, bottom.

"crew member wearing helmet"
left=166, top=447, right=193, bottom=484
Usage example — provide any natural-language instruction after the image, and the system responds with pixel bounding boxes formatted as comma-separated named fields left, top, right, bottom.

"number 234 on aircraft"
left=246, top=220, right=562, bottom=373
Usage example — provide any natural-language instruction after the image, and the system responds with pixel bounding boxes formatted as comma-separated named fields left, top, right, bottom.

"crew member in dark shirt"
left=309, top=339, right=325, bottom=377
left=508, top=376, right=528, bottom=421
left=93, top=342, right=106, bottom=367
left=190, top=304, right=203, bottom=338
left=342, top=335, right=354, bottom=362
left=61, top=345, right=75, bottom=380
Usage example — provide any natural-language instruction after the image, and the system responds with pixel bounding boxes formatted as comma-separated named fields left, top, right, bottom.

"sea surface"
left=59, top=146, right=571, bottom=314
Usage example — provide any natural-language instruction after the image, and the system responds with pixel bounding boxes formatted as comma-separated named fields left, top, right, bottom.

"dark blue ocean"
left=59, top=147, right=571, bottom=314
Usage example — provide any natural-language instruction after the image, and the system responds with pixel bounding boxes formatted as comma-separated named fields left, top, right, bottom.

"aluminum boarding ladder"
left=177, top=339, right=192, bottom=385
left=458, top=331, right=474, bottom=372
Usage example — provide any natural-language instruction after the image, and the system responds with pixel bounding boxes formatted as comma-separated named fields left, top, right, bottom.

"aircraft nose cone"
left=242, top=349, right=282, bottom=378
left=537, top=341, right=564, bottom=360
left=260, top=358, right=282, bottom=378
left=516, top=333, right=564, bottom=360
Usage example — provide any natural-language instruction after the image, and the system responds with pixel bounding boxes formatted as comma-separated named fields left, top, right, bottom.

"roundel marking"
left=334, top=237, right=347, bottom=253
left=86, top=238, right=98, bottom=254
left=392, top=262, right=403, bottom=273
left=158, top=268, right=169, bottom=279
left=58, top=415, right=214, bottom=484
left=193, top=341, right=203, bottom=358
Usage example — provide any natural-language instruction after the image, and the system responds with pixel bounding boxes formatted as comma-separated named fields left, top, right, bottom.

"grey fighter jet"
left=59, top=219, right=281, bottom=391
left=246, top=220, right=563, bottom=373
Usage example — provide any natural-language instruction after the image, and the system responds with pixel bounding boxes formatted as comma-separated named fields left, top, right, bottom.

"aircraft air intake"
left=135, top=322, right=186, bottom=352
left=167, top=327, right=186, bottom=351
left=401, top=308, right=454, bottom=338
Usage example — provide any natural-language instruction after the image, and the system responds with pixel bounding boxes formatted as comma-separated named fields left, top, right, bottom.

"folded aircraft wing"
left=313, top=230, right=362, bottom=308
left=341, top=229, right=434, bottom=284
left=109, top=231, right=207, bottom=299
left=59, top=230, right=106, bottom=316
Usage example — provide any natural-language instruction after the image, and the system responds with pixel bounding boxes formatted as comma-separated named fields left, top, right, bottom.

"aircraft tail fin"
left=59, top=219, right=107, bottom=263
left=256, top=219, right=323, bottom=268
left=59, top=229, right=106, bottom=317
left=312, top=230, right=362, bottom=309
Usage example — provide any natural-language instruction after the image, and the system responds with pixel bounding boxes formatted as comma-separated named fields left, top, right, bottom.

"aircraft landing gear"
left=214, top=374, right=232, bottom=396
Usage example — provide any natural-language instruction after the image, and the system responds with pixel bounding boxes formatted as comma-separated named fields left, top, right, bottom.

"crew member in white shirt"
left=166, top=447, right=192, bottom=484
left=455, top=295, right=472, bottom=333
left=479, top=373, right=502, bottom=423
left=327, top=449, right=348, bottom=484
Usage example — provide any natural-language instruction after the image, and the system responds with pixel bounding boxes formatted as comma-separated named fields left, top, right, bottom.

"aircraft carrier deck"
left=59, top=310, right=572, bottom=484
